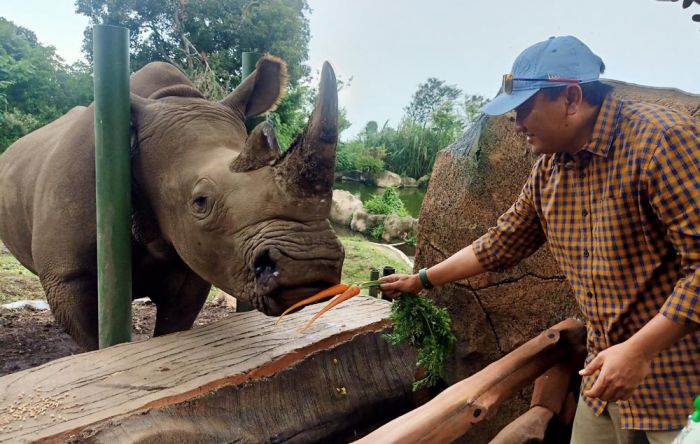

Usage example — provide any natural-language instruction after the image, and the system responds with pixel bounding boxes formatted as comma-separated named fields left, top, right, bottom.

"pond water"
left=333, top=181, right=426, bottom=219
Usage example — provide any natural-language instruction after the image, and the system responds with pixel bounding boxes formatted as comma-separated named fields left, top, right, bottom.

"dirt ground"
left=0, top=301, right=235, bottom=377
left=0, top=241, right=240, bottom=377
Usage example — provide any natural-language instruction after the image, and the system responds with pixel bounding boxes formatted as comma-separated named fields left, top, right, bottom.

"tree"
left=462, top=94, right=488, bottom=126
left=655, top=0, right=700, bottom=23
left=0, top=18, right=93, bottom=153
left=404, top=78, right=461, bottom=125
left=75, top=0, right=312, bottom=147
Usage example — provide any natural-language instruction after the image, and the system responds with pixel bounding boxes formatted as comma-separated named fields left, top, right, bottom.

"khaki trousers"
left=570, top=397, right=679, bottom=444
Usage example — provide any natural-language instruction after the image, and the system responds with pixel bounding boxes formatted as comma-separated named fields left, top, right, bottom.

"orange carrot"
left=275, top=283, right=349, bottom=325
left=298, top=284, right=361, bottom=333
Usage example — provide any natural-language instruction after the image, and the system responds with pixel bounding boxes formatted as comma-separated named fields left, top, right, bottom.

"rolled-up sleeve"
left=472, top=161, right=547, bottom=271
left=646, top=123, right=700, bottom=325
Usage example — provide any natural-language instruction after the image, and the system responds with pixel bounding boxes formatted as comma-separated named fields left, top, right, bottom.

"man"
left=380, top=35, right=699, bottom=444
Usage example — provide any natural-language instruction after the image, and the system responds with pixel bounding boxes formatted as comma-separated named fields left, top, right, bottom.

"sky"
left=3, top=0, right=700, bottom=139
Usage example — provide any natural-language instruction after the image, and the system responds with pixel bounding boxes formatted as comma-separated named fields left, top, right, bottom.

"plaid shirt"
left=473, top=95, right=700, bottom=431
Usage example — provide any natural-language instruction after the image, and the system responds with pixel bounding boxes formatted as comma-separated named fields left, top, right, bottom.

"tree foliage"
left=405, top=77, right=461, bottom=125
left=336, top=140, right=385, bottom=174
left=656, top=0, right=700, bottom=23
left=0, top=18, right=93, bottom=153
left=337, top=79, right=486, bottom=180
left=75, top=0, right=312, bottom=148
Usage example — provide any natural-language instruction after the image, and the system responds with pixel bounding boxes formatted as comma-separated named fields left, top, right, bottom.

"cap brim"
left=480, top=88, right=539, bottom=116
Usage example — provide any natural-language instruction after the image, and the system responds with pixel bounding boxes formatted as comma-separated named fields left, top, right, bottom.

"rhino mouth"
left=251, top=241, right=340, bottom=316
left=257, top=281, right=336, bottom=316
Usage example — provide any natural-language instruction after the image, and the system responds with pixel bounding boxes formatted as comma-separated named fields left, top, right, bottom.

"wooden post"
left=369, top=268, right=380, bottom=297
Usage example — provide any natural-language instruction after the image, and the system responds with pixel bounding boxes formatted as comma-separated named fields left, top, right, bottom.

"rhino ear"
left=230, top=121, right=281, bottom=172
left=130, top=93, right=155, bottom=120
left=220, top=55, right=288, bottom=118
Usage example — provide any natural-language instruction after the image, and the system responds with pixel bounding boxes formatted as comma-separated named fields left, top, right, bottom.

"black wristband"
left=418, top=267, right=434, bottom=290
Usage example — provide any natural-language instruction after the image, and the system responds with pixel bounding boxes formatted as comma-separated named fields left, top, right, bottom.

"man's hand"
left=579, top=341, right=652, bottom=401
left=379, top=273, right=424, bottom=299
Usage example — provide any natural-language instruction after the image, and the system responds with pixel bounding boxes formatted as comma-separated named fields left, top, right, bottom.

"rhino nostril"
left=253, top=249, right=277, bottom=279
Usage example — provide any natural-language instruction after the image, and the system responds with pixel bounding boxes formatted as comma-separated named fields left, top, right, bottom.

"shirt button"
left=582, top=209, right=589, bottom=217
left=579, top=172, right=586, bottom=179
left=587, top=291, right=593, bottom=298
left=583, top=248, right=590, bottom=258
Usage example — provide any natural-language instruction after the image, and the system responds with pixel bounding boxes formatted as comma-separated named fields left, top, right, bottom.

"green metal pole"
left=242, top=51, right=264, bottom=132
left=93, top=25, right=132, bottom=348
left=242, top=51, right=262, bottom=79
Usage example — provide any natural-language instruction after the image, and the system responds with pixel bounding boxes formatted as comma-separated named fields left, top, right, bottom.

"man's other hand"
left=579, top=341, right=652, bottom=401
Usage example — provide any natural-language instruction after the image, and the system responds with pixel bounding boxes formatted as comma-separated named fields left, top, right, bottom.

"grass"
left=339, top=234, right=412, bottom=295
left=0, top=235, right=412, bottom=304
left=0, top=243, right=43, bottom=305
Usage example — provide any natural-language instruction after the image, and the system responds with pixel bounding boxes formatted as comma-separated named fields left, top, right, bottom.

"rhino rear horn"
left=220, top=55, right=288, bottom=118
left=230, top=121, right=281, bottom=172
left=277, top=62, right=338, bottom=197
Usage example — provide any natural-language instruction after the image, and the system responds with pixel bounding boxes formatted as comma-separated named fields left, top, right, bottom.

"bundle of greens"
left=384, top=292, right=456, bottom=391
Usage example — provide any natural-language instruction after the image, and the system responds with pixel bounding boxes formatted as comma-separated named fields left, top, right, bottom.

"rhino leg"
left=142, top=265, right=211, bottom=337
left=41, top=273, right=99, bottom=351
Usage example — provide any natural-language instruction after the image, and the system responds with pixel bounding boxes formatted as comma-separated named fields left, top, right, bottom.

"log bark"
left=0, top=297, right=415, bottom=443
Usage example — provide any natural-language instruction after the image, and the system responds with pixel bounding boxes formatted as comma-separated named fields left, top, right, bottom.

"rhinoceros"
left=0, top=56, right=344, bottom=350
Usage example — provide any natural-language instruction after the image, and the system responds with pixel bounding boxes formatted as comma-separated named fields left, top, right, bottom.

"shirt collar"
left=553, top=95, right=622, bottom=166
left=581, top=95, right=623, bottom=158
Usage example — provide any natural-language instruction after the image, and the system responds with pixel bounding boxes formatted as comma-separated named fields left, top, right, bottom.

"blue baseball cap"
left=481, top=36, right=605, bottom=116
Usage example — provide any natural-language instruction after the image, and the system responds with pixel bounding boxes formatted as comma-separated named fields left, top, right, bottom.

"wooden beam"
left=355, top=318, right=586, bottom=444
left=0, top=297, right=416, bottom=443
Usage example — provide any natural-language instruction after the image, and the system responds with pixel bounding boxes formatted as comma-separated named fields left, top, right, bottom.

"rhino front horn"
left=277, top=61, right=338, bottom=197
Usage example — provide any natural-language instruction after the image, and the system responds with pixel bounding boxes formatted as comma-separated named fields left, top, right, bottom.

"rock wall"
left=415, top=81, right=700, bottom=442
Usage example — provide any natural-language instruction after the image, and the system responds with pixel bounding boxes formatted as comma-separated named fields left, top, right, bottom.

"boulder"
left=416, top=175, right=430, bottom=189
left=330, top=189, right=364, bottom=225
left=350, top=208, right=386, bottom=235
left=415, top=81, right=700, bottom=442
left=381, top=214, right=418, bottom=243
left=336, top=170, right=374, bottom=184
left=374, top=171, right=402, bottom=188
left=400, top=176, right=418, bottom=188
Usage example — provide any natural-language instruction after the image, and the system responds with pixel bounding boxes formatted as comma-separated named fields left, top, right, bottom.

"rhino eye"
left=191, top=195, right=211, bottom=217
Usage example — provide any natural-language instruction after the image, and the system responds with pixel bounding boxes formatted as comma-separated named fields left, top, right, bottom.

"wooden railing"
left=356, top=318, right=587, bottom=443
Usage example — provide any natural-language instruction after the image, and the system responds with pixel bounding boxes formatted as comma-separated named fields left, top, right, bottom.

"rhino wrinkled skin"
left=0, top=56, right=344, bottom=350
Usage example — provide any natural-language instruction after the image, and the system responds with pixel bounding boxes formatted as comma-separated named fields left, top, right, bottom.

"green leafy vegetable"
left=383, top=292, right=456, bottom=390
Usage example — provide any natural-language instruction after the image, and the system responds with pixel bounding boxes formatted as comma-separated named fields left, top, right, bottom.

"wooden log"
left=0, top=297, right=416, bottom=443
left=489, top=345, right=585, bottom=444
left=489, top=406, right=553, bottom=444
left=355, top=318, right=585, bottom=444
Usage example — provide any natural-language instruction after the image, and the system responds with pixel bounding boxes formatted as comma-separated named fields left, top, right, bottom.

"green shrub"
left=365, top=187, right=408, bottom=217
left=370, top=224, right=384, bottom=239
left=336, top=140, right=385, bottom=174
